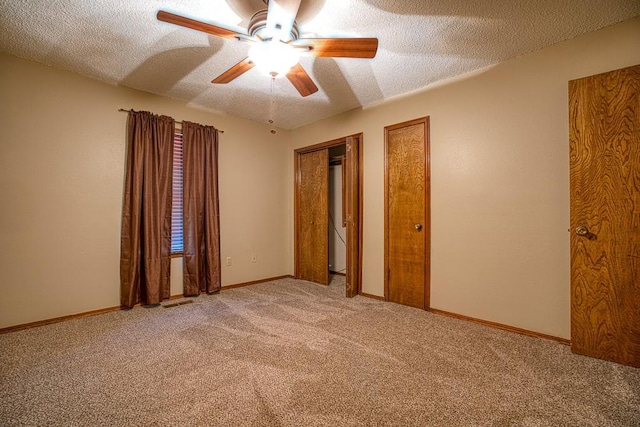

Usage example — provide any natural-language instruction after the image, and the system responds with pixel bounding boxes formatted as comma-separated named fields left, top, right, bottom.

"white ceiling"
left=1, top=0, right=639, bottom=130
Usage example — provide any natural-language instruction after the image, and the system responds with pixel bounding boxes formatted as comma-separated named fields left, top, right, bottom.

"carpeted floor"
left=1, top=276, right=639, bottom=426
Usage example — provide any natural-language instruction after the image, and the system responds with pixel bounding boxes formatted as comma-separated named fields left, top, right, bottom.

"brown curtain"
left=182, top=121, right=221, bottom=295
left=120, top=111, right=175, bottom=308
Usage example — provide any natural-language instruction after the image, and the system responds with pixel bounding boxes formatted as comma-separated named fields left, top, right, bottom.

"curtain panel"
left=120, top=111, right=175, bottom=308
left=182, top=121, right=221, bottom=295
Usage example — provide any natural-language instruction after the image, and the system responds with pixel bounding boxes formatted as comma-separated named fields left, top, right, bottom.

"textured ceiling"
left=1, top=0, right=639, bottom=130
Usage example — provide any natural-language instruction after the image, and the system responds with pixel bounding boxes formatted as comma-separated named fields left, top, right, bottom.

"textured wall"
left=289, top=17, right=640, bottom=339
left=0, top=54, right=291, bottom=328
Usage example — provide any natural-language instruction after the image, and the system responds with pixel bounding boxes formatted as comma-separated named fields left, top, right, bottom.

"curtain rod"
left=118, top=109, right=224, bottom=134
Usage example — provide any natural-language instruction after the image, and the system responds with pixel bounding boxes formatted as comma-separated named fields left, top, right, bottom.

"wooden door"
left=569, top=65, right=640, bottom=367
left=384, top=117, right=430, bottom=309
left=345, top=136, right=360, bottom=297
left=297, top=149, right=330, bottom=285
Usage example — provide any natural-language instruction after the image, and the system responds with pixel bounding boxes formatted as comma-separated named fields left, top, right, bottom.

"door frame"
left=294, top=134, right=363, bottom=295
left=384, top=117, right=431, bottom=309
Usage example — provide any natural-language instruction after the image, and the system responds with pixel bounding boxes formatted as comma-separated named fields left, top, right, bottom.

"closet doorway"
left=294, top=134, right=363, bottom=297
left=329, top=145, right=347, bottom=277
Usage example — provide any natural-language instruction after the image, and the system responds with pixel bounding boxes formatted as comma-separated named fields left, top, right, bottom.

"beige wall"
left=2, top=17, right=638, bottom=336
left=0, top=53, right=291, bottom=328
left=289, top=18, right=640, bottom=339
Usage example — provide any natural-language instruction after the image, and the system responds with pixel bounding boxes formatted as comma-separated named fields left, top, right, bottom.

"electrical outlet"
left=251, top=254, right=257, bottom=263
left=226, top=257, right=232, bottom=266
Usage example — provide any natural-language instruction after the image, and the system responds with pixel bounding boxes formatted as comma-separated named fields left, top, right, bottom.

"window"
left=171, top=132, right=183, bottom=254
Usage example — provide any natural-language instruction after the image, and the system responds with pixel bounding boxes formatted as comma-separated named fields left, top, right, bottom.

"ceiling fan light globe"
left=249, top=41, right=300, bottom=78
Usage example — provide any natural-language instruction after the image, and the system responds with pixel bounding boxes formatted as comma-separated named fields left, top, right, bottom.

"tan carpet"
left=1, top=276, right=638, bottom=426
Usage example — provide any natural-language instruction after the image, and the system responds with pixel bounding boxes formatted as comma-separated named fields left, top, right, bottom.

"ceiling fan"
left=157, top=0, right=378, bottom=97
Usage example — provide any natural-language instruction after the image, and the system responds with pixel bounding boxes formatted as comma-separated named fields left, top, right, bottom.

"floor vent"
left=163, top=300, right=194, bottom=309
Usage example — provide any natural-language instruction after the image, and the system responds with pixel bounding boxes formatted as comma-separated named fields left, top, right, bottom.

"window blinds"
left=171, top=132, right=183, bottom=253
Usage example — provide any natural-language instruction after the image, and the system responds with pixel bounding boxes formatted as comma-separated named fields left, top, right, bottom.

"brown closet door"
left=298, top=149, right=330, bottom=285
left=385, top=117, right=430, bottom=309
left=569, top=65, right=640, bottom=367
left=345, top=136, right=360, bottom=297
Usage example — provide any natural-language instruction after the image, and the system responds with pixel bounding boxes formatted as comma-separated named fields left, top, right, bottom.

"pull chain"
left=269, top=77, right=276, bottom=134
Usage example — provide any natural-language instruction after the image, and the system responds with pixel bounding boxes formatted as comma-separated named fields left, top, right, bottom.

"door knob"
left=575, top=226, right=589, bottom=236
left=415, top=223, right=423, bottom=231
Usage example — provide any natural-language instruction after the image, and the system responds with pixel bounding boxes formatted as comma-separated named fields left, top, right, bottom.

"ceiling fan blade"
left=157, top=10, right=248, bottom=40
left=212, top=58, right=255, bottom=84
left=286, top=63, right=318, bottom=97
left=294, top=38, right=379, bottom=58
left=266, top=0, right=302, bottom=40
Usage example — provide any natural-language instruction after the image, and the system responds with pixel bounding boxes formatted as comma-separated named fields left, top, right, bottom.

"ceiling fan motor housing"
left=248, top=9, right=299, bottom=41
